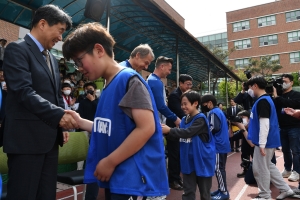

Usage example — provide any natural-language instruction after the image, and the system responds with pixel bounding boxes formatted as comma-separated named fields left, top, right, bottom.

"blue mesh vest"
left=208, top=107, right=231, bottom=153
left=84, top=68, right=169, bottom=196
left=248, top=95, right=281, bottom=148
left=180, top=113, right=216, bottom=177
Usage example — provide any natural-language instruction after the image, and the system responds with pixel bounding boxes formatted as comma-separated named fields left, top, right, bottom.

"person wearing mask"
left=119, top=44, right=154, bottom=72
left=273, top=74, right=300, bottom=182
left=201, top=94, right=230, bottom=200
left=246, top=76, right=294, bottom=200
left=61, top=83, right=78, bottom=111
left=165, top=74, right=193, bottom=191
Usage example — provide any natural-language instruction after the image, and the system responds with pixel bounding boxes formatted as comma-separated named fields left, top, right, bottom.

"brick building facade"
left=0, top=20, right=19, bottom=44
left=227, top=0, right=300, bottom=74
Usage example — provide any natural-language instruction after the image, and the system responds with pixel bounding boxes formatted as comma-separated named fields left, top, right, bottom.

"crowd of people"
left=1, top=3, right=300, bottom=200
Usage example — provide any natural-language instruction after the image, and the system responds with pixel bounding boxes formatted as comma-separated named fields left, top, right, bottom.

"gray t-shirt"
left=119, top=76, right=153, bottom=119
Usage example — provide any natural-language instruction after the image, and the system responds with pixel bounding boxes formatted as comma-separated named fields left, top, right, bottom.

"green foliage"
left=247, top=56, right=282, bottom=77
left=292, top=72, right=300, bottom=86
left=218, top=80, right=242, bottom=100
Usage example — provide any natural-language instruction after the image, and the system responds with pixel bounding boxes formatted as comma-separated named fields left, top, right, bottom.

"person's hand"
left=2, top=83, right=7, bottom=91
left=174, top=117, right=181, bottom=127
left=86, top=93, right=95, bottom=101
left=161, top=124, right=171, bottom=134
left=59, top=112, right=79, bottom=130
left=94, top=157, right=116, bottom=182
left=63, top=131, right=70, bottom=144
left=260, top=147, right=266, bottom=156
left=64, top=110, right=81, bottom=125
left=284, top=107, right=295, bottom=115
left=273, top=86, right=278, bottom=98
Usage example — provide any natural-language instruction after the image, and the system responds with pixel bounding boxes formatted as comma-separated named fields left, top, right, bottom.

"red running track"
left=56, top=149, right=299, bottom=200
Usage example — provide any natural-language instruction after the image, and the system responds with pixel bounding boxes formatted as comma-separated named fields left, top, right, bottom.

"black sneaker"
left=237, top=170, right=247, bottom=178
left=169, top=181, right=183, bottom=191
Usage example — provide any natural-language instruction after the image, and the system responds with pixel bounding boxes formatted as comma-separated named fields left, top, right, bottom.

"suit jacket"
left=166, top=87, right=185, bottom=128
left=227, top=106, right=241, bottom=117
left=0, top=35, right=65, bottom=154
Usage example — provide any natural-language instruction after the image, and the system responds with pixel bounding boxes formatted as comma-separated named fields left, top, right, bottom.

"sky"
left=165, top=0, right=275, bottom=37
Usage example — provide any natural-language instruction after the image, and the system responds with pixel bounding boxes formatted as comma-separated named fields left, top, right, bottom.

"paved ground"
left=56, top=149, right=300, bottom=200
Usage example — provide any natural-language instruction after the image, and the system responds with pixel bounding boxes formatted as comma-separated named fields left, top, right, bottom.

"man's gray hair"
left=130, top=44, right=155, bottom=60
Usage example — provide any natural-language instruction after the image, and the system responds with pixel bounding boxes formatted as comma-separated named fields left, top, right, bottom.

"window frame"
left=286, top=10, right=300, bottom=22
left=258, top=15, right=276, bottom=27
left=235, top=58, right=249, bottom=69
left=290, top=52, right=300, bottom=63
left=259, top=35, right=278, bottom=46
left=234, top=39, right=251, bottom=50
left=287, top=31, right=300, bottom=42
left=233, top=20, right=250, bottom=32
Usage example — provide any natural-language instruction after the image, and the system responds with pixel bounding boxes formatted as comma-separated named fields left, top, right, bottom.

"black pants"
left=241, top=136, right=254, bottom=162
left=6, top=143, right=58, bottom=200
left=182, top=172, right=212, bottom=200
left=215, top=153, right=228, bottom=192
left=105, top=189, right=147, bottom=200
left=85, top=182, right=99, bottom=200
left=166, top=138, right=181, bottom=183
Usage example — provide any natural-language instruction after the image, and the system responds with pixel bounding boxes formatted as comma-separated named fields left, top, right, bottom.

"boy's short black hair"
left=84, top=82, right=97, bottom=89
left=237, top=110, right=250, bottom=118
left=246, top=76, right=267, bottom=89
left=61, top=83, right=72, bottom=89
left=201, top=94, right=217, bottom=107
left=179, top=74, right=193, bottom=83
left=181, top=90, right=201, bottom=109
left=31, top=4, right=72, bottom=31
left=155, top=56, right=173, bottom=68
left=282, top=74, right=293, bottom=82
left=217, top=102, right=223, bottom=107
left=63, top=22, right=115, bottom=60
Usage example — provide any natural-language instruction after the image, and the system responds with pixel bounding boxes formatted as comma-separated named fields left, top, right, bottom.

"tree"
left=247, top=56, right=282, bottom=77
left=210, top=46, right=236, bottom=95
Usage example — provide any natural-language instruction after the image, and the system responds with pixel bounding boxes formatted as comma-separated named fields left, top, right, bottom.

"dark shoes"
left=237, top=170, right=247, bottom=178
left=169, top=181, right=183, bottom=190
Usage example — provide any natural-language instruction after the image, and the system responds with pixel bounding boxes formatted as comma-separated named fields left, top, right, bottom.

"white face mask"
left=64, top=80, right=71, bottom=84
left=242, top=118, right=248, bottom=126
left=247, top=88, right=255, bottom=98
left=63, top=90, right=71, bottom=96
left=282, top=82, right=291, bottom=90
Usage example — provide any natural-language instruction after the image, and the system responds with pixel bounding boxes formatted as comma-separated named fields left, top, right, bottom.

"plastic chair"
left=57, top=132, right=89, bottom=200
left=0, top=147, right=8, bottom=200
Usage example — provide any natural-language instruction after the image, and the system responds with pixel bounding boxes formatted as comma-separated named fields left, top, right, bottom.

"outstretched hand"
left=59, top=112, right=79, bottom=130
left=284, top=107, right=300, bottom=119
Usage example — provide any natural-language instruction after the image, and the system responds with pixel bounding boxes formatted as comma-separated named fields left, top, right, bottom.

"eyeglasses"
left=73, top=48, right=94, bottom=69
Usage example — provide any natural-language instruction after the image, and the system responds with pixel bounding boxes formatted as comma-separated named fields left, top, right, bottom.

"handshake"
left=59, top=110, right=81, bottom=130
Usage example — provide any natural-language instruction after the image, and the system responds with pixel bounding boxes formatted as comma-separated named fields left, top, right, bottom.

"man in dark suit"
left=0, top=5, right=77, bottom=200
left=227, top=98, right=241, bottom=152
left=166, top=74, right=193, bottom=190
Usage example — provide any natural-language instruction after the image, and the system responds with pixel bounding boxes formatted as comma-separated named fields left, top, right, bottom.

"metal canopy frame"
left=0, top=0, right=241, bottom=87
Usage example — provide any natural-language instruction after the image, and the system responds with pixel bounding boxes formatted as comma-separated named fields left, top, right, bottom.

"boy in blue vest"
left=162, top=91, right=216, bottom=200
left=246, top=76, right=294, bottom=200
left=62, top=22, right=169, bottom=200
left=201, top=94, right=230, bottom=200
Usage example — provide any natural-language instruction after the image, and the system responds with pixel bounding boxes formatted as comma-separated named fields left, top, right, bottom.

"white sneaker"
left=276, top=189, right=294, bottom=199
left=288, top=171, right=299, bottom=181
left=281, top=169, right=291, bottom=178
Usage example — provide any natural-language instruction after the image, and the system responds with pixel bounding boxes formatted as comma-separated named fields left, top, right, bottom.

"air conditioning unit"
left=247, top=44, right=251, bottom=48
left=258, top=23, right=262, bottom=26
left=264, top=42, right=268, bottom=45
left=242, top=26, right=246, bottom=30
left=297, top=16, right=300, bottom=19
left=294, top=57, right=300, bottom=62
left=298, top=36, right=300, bottom=41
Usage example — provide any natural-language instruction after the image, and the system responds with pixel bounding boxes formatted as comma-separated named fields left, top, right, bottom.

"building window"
left=260, top=55, right=280, bottom=63
left=258, top=15, right=276, bottom=27
left=286, top=10, right=300, bottom=22
left=233, top=20, right=250, bottom=32
left=288, top=31, right=300, bottom=42
left=235, top=58, right=249, bottom=69
left=290, top=52, right=300, bottom=63
left=234, top=39, right=251, bottom=49
left=259, top=35, right=278, bottom=46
